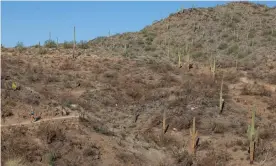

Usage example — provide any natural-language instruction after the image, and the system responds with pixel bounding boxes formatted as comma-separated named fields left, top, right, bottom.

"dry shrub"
left=148, top=60, right=174, bottom=74
left=102, top=70, right=118, bottom=79
left=116, top=151, right=145, bottom=165
left=167, top=114, right=192, bottom=130
left=59, top=59, right=76, bottom=70
left=1, top=109, right=13, bottom=118
left=241, top=84, right=271, bottom=97
left=255, top=141, right=276, bottom=163
left=267, top=73, right=276, bottom=84
left=224, top=71, right=242, bottom=83
left=44, top=75, right=60, bottom=83
left=5, top=158, right=27, bottom=166
left=158, top=73, right=180, bottom=87
left=1, top=127, right=43, bottom=163
left=212, top=122, right=226, bottom=134
left=93, top=124, right=115, bottom=136
left=172, top=148, right=193, bottom=166
left=126, top=88, right=143, bottom=100
left=267, top=96, right=276, bottom=111
left=82, top=143, right=101, bottom=160
left=198, top=149, right=232, bottom=166
left=36, top=123, right=65, bottom=144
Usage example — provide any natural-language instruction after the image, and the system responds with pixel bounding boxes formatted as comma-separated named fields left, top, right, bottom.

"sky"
left=1, top=1, right=276, bottom=47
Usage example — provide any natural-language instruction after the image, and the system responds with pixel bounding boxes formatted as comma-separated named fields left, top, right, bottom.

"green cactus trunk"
left=178, top=49, right=182, bottom=68
left=186, top=43, right=190, bottom=71
left=73, top=26, right=76, bottom=58
left=212, top=57, right=216, bottom=80
left=163, top=110, right=166, bottom=134
left=219, top=73, right=224, bottom=113
left=190, top=117, right=198, bottom=155
left=247, top=107, right=259, bottom=164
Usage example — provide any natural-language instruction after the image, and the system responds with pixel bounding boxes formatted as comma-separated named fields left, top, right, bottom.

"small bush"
left=78, top=40, right=89, bottom=49
left=38, top=48, right=47, bottom=55
left=15, top=41, right=25, bottom=53
left=262, top=29, right=273, bottom=36
left=227, top=44, right=239, bottom=55
left=241, top=84, right=271, bottom=97
left=212, top=122, right=225, bottom=134
left=248, top=29, right=256, bottom=38
left=44, top=40, right=57, bottom=48
left=192, top=51, right=203, bottom=58
left=63, top=41, right=74, bottom=49
left=218, top=43, right=228, bottom=50
left=144, top=45, right=156, bottom=51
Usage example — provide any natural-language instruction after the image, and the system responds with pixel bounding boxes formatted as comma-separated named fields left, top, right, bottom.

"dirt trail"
left=0, top=115, right=79, bottom=127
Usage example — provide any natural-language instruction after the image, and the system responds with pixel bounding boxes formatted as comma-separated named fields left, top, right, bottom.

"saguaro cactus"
left=163, top=110, right=166, bottom=134
left=210, top=55, right=216, bottom=80
left=56, top=37, right=59, bottom=49
left=73, top=26, right=76, bottom=58
left=186, top=43, right=190, bottom=71
left=190, top=117, right=198, bottom=155
left=247, top=107, right=259, bottom=164
left=219, top=73, right=225, bottom=113
left=178, top=49, right=182, bottom=68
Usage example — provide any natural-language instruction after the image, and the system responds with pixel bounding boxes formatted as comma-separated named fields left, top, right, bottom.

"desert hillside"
left=1, top=2, right=276, bottom=166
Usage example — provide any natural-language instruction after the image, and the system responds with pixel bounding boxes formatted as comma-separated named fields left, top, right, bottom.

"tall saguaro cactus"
left=210, top=55, right=216, bottom=80
left=73, top=26, right=76, bottom=58
left=219, top=73, right=225, bottom=113
left=178, top=49, right=182, bottom=68
left=186, top=43, right=190, bottom=71
left=163, top=110, right=166, bottom=134
left=190, top=117, right=198, bottom=155
left=56, top=37, right=59, bottom=49
left=247, top=107, right=259, bottom=164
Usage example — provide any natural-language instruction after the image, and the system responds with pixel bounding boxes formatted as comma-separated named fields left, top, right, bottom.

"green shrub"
left=15, top=41, right=23, bottom=48
left=144, top=45, right=156, bottom=51
left=15, top=41, right=25, bottom=53
left=44, top=40, right=57, bottom=48
left=38, top=48, right=47, bottom=55
left=192, top=51, right=203, bottom=58
left=221, top=33, right=229, bottom=38
left=78, top=40, right=89, bottom=49
left=248, top=29, right=256, bottom=38
left=63, top=41, right=74, bottom=49
left=227, top=44, right=239, bottom=55
left=218, top=43, right=228, bottom=50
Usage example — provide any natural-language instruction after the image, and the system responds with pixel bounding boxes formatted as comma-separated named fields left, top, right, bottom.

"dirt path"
left=0, top=115, right=79, bottom=127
